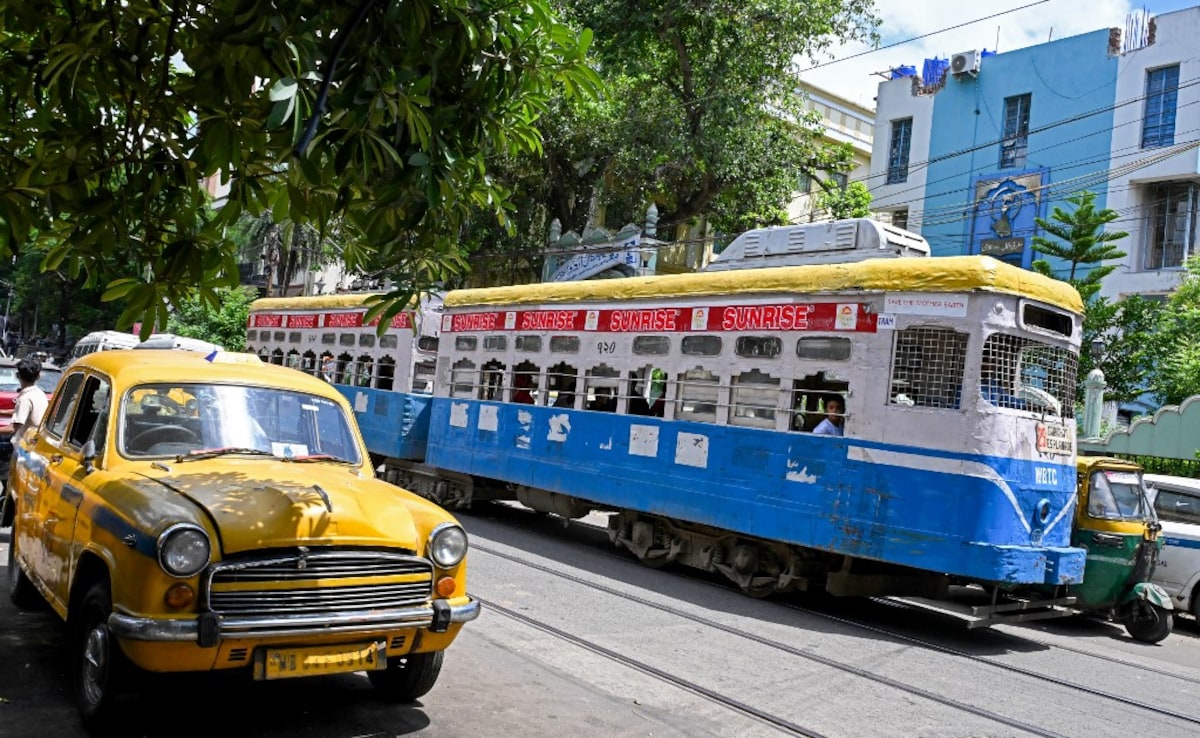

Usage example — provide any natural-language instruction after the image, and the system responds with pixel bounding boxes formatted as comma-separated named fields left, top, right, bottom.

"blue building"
left=869, top=8, right=1197, bottom=302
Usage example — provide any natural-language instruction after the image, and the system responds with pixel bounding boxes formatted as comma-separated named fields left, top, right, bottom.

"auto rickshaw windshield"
left=1088, top=470, right=1156, bottom=522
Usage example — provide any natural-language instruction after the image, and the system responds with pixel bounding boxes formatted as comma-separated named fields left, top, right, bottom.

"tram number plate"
left=259, top=641, right=386, bottom=680
left=1035, top=422, right=1072, bottom=455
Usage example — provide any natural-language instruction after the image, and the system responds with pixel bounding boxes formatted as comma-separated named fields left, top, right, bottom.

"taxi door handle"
left=50, top=454, right=63, bottom=465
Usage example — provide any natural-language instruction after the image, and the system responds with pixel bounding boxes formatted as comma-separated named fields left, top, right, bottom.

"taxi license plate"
left=257, top=641, right=387, bottom=681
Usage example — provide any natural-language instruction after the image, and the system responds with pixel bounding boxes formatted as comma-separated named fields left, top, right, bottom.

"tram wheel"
left=740, top=580, right=776, bottom=599
left=1124, top=602, right=1173, bottom=644
left=637, top=551, right=673, bottom=569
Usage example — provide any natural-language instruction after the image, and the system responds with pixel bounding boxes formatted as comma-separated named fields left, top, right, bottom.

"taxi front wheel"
left=72, top=580, right=137, bottom=731
left=368, top=650, right=444, bottom=703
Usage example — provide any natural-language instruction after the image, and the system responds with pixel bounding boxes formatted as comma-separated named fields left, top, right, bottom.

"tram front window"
left=1088, top=470, right=1154, bottom=522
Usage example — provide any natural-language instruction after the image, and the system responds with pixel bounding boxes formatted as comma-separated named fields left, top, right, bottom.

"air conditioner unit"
left=950, top=50, right=981, bottom=78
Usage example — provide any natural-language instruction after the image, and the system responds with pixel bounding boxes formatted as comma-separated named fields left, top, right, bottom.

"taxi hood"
left=142, top=463, right=422, bottom=554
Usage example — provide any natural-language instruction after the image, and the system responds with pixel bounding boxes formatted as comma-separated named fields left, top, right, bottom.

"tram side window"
left=797, top=337, right=851, bottom=361
left=378, top=356, right=397, bottom=391
left=790, top=373, right=849, bottom=432
left=412, top=361, right=435, bottom=393
left=736, top=336, right=782, bottom=359
left=247, top=330, right=257, bottom=342
left=336, top=352, right=354, bottom=383
left=339, top=333, right=356, bottom=348
left=547, top=361, right=579, bottom=408
left=516, top=335, right=542, bottom=352
left=355, top=354, right=374, bottom=387
left=321, top=333, right=336, bottom=346
left=550, top=335, right=580, bottom=353
left=510, top=360, right=540, bottom=404
left=288, top=332, right=301, bottom=344
left=273, top=331, right=286, bottom=343
left=677, top=367, right=720, bottom=423
left=479, top=359, right=506, bottom=401
left=633, top=335, right=670, bottom=355
left=682, top=335, right=722, bottom=356
left=286, top=350, right=302, bottom=370
left=455, top=336, right=478, bottom=352
left=585, top=364, right=620, bottom=412
left=417, top=336, right=439, bottom=353
left=302, top=351, right=318, bottom=376
left=380, top=335, right=399, bottom=350
left=450, top=359, right=477, bottom=398
left=483, top=335, right=507, bottom=352
left=889, top=327, right=967, bottom=409
left=271, top=349, right=285, bottom=366
left=359, top=334, right=376, bottom=348
left=730, top=369, right=780, bottom=429
left=626, top=365, right=667, bottom=417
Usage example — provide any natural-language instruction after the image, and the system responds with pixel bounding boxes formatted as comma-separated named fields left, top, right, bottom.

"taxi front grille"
left=204, top=551, right=433, bottom=616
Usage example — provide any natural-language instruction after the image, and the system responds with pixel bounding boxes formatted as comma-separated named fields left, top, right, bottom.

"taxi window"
left=45, top=372, right=86, bottom=439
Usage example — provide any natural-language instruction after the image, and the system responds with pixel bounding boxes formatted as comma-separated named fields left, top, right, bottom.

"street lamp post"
left=1082, top=338, right=1107, bottom=439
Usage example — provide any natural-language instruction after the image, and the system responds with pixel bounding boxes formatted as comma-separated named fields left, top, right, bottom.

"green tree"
left=0, top=1, right=599, bottom=333
left=165, top=286, right=260, bottom=353
left=1082, top=295, right=1161, bottom=403
left=816, top=181, right=873, bottom=221
left=529, top=1, right=880, bottom=237
left=1031, top=191, right=1128, bottom=301
left=1150, top=256, right=1200, bottom=405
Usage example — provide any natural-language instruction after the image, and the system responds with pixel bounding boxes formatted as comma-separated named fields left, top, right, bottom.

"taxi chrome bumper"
left=108, top=597, right=481, bottom=645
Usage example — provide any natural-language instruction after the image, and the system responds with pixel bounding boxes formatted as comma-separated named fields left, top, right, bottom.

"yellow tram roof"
left=443, top=255, right=1084, bottom=315
left=250, top=293, right=419, bottom=311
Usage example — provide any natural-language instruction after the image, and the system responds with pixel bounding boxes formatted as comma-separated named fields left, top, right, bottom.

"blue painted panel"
left=335, top=385, right=432, bottom=461
left=426, top=399, right=1085, bottom=586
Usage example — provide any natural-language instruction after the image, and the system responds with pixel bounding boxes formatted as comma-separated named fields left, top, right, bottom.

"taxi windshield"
left=1087, top=470, right=1154, bottom=523
left=120, top=382, right=361, bottom=464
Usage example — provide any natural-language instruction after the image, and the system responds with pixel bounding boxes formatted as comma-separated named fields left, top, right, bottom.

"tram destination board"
left=1035, top=422, right=1073, bottom=455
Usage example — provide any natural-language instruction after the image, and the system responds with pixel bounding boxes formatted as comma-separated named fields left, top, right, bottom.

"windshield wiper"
left=176, top=447, right=277, bottom=462
left=284, top=454, right=354, bottom=464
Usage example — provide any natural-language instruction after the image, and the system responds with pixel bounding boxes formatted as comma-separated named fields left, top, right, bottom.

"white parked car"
left=1144, top=473, right=1200, bottom=619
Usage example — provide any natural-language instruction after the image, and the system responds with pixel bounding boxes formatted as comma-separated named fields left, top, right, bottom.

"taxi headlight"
left=158, top=524, right=212, bottom=578
left=428, top=523, right=468, bottom=568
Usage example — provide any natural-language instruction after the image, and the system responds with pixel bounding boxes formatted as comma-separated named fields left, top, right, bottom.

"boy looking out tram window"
left=812, top=396, right=845, bottom=436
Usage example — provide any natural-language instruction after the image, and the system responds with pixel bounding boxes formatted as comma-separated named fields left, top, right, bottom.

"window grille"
left=479, top=360, right=506, bottom=400
left=354, top=355, right=374, bottom=387
left=450, top=359, right=476, bottom=398
left=302, top=351, right=317, bottom=375
left=999, top=94, right=1031, bottom=169
left=980, top=334, right=1077, bottom=418
left=889, top=327, right=968, bottom=409
left=584, top=364, right=620, bottom=412
left=286, top=350, right=301, bottom=370
left=887, top=118, right=912, bottom=184
left=271, top=348, right=285, bottom=365
left=1143, top=181, right=1197, bottom=270
left=1142, top=65, right=1179, bottom=149
left=677, top=367, right=720, bottom=423
left=378, top=356, right=396, bottom=391
left=730, top=369, right=780, bottom=428
left=547, top=362, right=579, bottom=408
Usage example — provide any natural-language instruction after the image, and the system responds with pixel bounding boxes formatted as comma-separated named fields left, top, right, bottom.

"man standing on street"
left=12, top=357, right=49, bottom=444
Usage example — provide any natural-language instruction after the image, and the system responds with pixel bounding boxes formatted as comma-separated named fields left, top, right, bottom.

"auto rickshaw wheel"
left=1124, top=601, right=1173, bottom=644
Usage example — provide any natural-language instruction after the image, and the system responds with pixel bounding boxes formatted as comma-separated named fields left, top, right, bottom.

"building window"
left=1143, top=182, right=1197, bottom=270
left=891, top=208, right=909, bottom=231
left=1142, top=65, right=1179, bottom=149
left=999, top=94, right=1031, bottom=169
left=831, top=172, right=848, bottom=190
left=886, top=118, right=912, bottom=184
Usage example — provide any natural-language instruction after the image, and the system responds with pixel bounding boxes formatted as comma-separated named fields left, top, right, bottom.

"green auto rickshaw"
left=1065, top=456, right=1173, bottom=643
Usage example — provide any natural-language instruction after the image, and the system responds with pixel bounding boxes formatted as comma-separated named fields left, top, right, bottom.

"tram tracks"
left=470, top=509, right=1200, bottom=732
left=477, top=543, right=1073, bottom=738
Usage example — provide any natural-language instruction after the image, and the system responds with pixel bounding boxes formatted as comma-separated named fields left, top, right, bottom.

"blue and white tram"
left=246, top=220, right=1088, bottom=600
left=247, top=292, right=442, bottom=462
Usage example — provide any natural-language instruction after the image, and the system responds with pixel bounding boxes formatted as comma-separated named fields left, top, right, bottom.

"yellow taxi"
left=1, top=349, right=479, bottom=730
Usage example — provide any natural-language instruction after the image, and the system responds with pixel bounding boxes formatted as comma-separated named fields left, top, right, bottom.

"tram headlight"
left=428, top=523, right=468, bottom=568
left=158, top=524, right=212, bottom=578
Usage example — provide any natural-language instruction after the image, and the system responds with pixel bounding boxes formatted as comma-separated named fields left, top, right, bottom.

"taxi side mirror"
left=81, top=439, right=96, bottom=474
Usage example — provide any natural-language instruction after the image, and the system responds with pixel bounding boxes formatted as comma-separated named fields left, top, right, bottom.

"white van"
left=1144, top=473, right=1200, bottom=619
left=133, top=333, right=224, bottom=355
left=67, top=330, right=142, bottom=364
